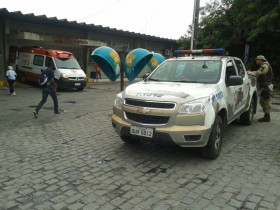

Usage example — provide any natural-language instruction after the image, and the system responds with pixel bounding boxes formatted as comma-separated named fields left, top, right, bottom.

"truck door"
left=225, top=60, right=244, bottom=122
left=234, top=58, right=250, bottom=112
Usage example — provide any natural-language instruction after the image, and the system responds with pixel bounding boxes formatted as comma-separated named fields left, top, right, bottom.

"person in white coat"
left=6, top=66, right=17, bottom=96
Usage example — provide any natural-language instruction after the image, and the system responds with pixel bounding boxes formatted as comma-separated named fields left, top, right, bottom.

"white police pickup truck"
left=112, top=49, right=257, bottom=159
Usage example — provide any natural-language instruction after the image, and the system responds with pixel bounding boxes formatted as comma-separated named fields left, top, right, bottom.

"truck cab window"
left=226, top=61, right=237, bottom=81
left=234, top=59, right=245, bottom=78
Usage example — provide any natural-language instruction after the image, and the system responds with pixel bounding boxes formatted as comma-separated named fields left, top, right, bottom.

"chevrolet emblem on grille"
left=136, top=107, right=151, bottom=114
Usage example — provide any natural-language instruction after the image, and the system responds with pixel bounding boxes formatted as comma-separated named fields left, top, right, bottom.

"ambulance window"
left=33, top=55, right=44, bottom=66
left=45, top=57, right=53, bottom=67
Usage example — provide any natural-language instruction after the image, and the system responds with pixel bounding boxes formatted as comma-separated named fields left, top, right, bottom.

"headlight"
left=179, top=96, right=210, bottom=114
left=60, top=73, right=68, bottom=80
left=114, top=93, right=124, bottom=108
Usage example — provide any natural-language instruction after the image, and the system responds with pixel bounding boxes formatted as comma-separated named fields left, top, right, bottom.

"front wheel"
left=201, top=115, right=223, bottom=159
left=55, top=80, right=62, bottom=92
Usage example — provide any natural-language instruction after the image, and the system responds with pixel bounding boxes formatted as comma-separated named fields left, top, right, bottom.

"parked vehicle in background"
left=16, top=47, right=87, bottom=91
left=112, top=49, right=258, bottom=159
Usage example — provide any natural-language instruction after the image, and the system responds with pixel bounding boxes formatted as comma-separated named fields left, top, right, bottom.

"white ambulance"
left=16, top=47, right=87, bottom=90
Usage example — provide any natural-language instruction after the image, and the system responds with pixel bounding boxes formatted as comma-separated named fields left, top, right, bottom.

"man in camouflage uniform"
left=248, top=55, right=273, bottom=122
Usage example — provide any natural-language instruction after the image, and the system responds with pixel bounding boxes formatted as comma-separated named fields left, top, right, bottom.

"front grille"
left=125, top=112, right=169, bottom=124
left=68, top=77, right=85, bottom=81
left=125, top=99, right=175, bottom=109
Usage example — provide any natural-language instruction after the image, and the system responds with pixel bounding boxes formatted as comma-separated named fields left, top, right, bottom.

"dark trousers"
left=7, top=79, right=15, bottom=94
left=260, top=88, right=271, bottom=114
left=35, top=87, right=58, bottom=113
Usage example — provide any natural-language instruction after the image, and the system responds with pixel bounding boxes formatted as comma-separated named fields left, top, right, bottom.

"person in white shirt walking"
left=6, top=66, right=17, bottom=96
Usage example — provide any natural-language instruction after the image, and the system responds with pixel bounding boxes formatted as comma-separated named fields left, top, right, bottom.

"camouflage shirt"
left=256, top=61, right=273, bottom=86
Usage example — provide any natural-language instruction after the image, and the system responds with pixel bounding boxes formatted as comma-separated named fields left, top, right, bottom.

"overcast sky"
left=0, top=0, right=211, bottom=40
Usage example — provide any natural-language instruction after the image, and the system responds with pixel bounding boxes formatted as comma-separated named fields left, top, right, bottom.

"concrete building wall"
left=0, top=10, right=176, bottom=83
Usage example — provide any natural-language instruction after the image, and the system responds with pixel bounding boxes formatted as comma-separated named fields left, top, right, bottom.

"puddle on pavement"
left=10, top=109, right=22, bottom=111
left=146, top=167, right=167, bottom=174
left=63, top=101, right=76, bottom=104
left=197, top=178, right=208, bottom=183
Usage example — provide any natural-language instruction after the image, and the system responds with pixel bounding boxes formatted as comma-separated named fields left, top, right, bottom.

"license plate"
left=130, top=126, right=153, bottom=138
left=75, top=83, right=81, bottom=86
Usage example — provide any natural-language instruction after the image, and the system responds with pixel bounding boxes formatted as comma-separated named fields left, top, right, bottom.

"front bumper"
left=112, top=114, right=212, bottom=147
left=58, top=79, right=86, bottom=89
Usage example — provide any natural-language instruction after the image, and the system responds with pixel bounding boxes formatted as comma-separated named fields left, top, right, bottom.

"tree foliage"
left=177, top=0, right=280, bottom=77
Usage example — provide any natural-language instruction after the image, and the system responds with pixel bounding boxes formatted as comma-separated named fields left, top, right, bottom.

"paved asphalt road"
left=0, top=81, right=280, bottom=210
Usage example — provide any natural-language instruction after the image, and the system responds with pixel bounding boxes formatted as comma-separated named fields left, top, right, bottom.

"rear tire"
left=240, top=98, right=255, bottom=125
left=20, top=75, right=27, bottom=83
left=201, top=115, right=223, bottom=159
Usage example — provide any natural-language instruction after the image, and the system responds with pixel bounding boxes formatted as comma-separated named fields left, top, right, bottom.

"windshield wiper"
left=148, top=78, right=161, bottom=81
left=176, top=80, right=198, bottom=83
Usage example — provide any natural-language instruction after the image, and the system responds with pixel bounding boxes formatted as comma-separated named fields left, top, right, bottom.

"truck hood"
left=124, top=81, right=217, bottom=102
left=56, top=69, right=86, bottom=77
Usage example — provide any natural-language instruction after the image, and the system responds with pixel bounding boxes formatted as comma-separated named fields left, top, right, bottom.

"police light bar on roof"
left=174, top=48, right=225, bottom=57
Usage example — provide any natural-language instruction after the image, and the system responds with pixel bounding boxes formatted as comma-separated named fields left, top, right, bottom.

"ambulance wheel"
left=201, top=115, right=223, bottom=159
left=121, top=136, right=140, bottom=144
left=20, top=75, right=27, bottom=83
left=55, top=80, right=62, bottom=92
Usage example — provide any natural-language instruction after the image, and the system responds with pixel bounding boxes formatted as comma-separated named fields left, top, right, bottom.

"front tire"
left=201, top=115, right=223, bottom=159
left=240, top=98, right=255, bottom=125
left=55, top=80, right=62, bottom=92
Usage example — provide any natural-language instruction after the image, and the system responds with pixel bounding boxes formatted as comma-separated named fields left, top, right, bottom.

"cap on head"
left=255, top=55, right=267, bottom=61
left=8, top=66, right=13, bottom=70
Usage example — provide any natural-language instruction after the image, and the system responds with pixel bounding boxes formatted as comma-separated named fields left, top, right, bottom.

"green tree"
left=176, top=25, right=192, bottom=49
left=178, top=0, right=280, bottom=77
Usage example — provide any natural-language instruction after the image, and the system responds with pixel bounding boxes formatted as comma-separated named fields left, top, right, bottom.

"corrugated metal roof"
left=0, top=8, right=176, bottom=43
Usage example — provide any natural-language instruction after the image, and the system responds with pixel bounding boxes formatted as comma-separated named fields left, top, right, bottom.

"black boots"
left=258, top=114, right=271, bottom=122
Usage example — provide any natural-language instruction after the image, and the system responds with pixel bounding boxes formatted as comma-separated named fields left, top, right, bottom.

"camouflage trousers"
left=260, top=88, right=272, bottom=114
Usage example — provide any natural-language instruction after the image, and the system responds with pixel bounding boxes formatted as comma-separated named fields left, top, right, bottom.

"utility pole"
left=190, top=0, right=200, bottom=50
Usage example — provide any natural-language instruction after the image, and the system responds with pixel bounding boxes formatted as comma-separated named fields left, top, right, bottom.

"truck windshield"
left=149, top=60, right=222, bottom=84
left=54, top=58, right=81, bottom=69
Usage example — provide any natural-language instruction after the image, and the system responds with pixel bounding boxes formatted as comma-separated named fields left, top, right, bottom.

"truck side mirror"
left=226, top=75, right=243, bottom=86
left=143, top=73, right=150, bottom=80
